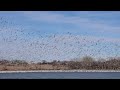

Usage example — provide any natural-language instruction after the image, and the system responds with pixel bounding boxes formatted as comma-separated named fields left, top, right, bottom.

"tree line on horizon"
left=0, top=56, right=120, bottom=70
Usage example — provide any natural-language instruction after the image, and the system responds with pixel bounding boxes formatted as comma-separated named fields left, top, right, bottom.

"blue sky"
left=0, top=11, right=120, bottom=62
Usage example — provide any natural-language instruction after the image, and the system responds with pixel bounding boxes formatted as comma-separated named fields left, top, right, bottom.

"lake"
left=0, top=72, right=120, bottom=79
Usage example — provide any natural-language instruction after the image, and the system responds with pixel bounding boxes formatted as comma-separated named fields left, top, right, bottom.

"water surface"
left=0, top=72, right=120, bottom=79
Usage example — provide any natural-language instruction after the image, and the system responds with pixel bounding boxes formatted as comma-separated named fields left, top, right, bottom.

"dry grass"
left=0, top=64, right=68, bottom=71
left=0, top=56, right=120, bottom=71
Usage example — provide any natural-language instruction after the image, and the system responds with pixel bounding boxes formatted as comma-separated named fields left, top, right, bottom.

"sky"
left=0, top=11, right=120, bottom=62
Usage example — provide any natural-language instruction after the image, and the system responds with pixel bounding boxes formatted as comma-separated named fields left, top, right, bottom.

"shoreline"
left=0, top=70, right=120, bottom=73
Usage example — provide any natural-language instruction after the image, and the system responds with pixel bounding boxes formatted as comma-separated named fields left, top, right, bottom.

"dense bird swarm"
left=0, top=16, right=120, bottom=70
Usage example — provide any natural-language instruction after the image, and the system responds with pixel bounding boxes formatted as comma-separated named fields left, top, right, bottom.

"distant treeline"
left=0, top=56, right=120, bottom=70
left=67, top=56, right=120, bottom=70
left=0, top=60, right=28, bottom=66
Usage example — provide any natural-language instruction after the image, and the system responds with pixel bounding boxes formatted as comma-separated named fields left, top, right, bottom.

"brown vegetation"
left=0, top=56, right=120, bottom=71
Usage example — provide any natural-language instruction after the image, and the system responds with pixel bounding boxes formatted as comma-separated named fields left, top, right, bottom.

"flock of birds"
left=0, top=16, right=120, bottom=61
